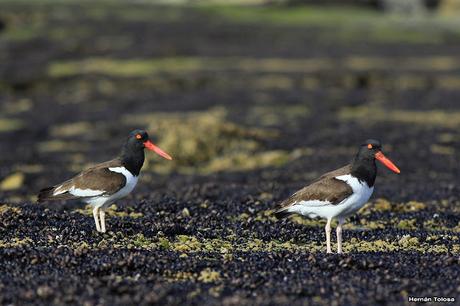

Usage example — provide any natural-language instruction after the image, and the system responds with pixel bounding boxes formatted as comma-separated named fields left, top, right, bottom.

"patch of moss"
left=430, top=145, right=455, bottom=155
left=0, top=118, right=24, bottom=133
left=2, top=99, right=33, bottom=114
left=200, top=5, right=460, bottom=44
left=398, top=235, right=420, bottom=248
left=163, top=271, right=196, bottom=282
left=360, top=198, right=392, bottom=215
left=74, top=205, right=143, bottom=218
left=423, top=219, right=453, bottom=232
left=246, top=104, right=310, bottom=127
left=198, top=268, right=221, bottom=283
left=72, top=241, right=90, bottom=255
left=254, top=210, right=277, bottom=222
left=397, top=219, right=418, bottom=230
left=163, top=268, right=221, bottom=284
left=395, top=201, right=426, bottom=213
left=339, top=106, right=460, bottom=128
left=37, top=140, right=89, bottom=153
left=0, top=173, right=25, bottom=191
left=50, top=122, right=93, bottom=138
left=252, top=75, right=293, bottom=90
left=426, top=244, right=449, bottom=253
left=452, top=244, right=460, bottom=253
left=0, top=204, right=21, bottom=214
left=290, top=215, right=327, bottom=228
left=124, top=107, right=310, bottom=173
left=344, top=238, right=398, bottom=252
left=0, top=237, right=33, bottom=248
left=13, top=164, right=44, bottom=174
left=131, top=233, right=156, bottom=249
left=172, top=235, right=203, bottom=253
left=48, top=57, right=211, bottom=77
left=359, top=219, right=386, bottom=230
left=64, top=231, right=460, bottom=254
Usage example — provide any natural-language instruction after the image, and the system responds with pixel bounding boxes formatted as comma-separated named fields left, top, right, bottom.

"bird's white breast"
left=86, top=167, right=138, bottom=208
left=108, top=167, right=139, bottom=199
left=335, top=174, right=374, bottom=216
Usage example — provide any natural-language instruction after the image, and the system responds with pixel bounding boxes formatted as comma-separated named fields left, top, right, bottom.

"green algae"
left=0, top=173, right=25, bottom=191
left=7, top=229, right=457, bottom=255
left=397, top=219, right=418, bottom=231
left=0, top=237, right=32, bottom=248
left=37, top=140, right=89, bottom=153
left=74, top=205, right=143, bottom=219
left=2, top=99, right=33, bottom=114
left=339, top=106, right=460, bottom=128
left=199, top=4, right=460, bottom=45
left=430, top=144, right=455, bottom=155
left=198, top=268, right=221, bottom=283
left=0, top=118, right=24, bottom=133
left=162, top=268, right=221, bottom=284
left=0, top=204, right=21, bottom=215
left=48, top=57, right=217, bottom=77
left=47, top=55, right=460, bottom=82
left=123, top=107, right=311, bottom=174
left=246, top=104, right=310, bottom=127
left=163, top=271, right=196, bottom=282
left=50, top=122, right=93, bottom=138
left=360, top=199, right=427, bottom=214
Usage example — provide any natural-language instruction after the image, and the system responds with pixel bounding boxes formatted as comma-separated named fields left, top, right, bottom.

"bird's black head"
left=357, top=139, right=382, bottom=160
left=121, top=129, right=172, bottom=175
left=351, top=139, right=400, bottom=187
left=125, top=129, right=150, bottom=151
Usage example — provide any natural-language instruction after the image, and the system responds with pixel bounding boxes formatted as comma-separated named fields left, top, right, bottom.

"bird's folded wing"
left=278, top=175, right=353, bottom=209
left=53, top=164, right=126, bottom=198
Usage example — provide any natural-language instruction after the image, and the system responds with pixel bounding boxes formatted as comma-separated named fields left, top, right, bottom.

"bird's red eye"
left=136, top=134, right=142, bottom=140
left=367, top=144, right=373, bottom=149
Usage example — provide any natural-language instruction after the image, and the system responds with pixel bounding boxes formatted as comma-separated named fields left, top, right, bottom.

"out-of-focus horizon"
left=1, top=1, right=460, bottom=305
left=1, top=0, right=460, bottom=200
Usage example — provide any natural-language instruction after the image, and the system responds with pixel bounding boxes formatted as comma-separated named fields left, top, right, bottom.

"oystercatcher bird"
left=274, top=139, right=400, bottom=254
left=38, top=129, right=172, bottom=233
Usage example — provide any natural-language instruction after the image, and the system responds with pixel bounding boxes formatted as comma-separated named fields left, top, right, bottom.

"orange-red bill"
left=375, top=151, right=400, bottom=174
left=144, top=140, right=173, bottom=160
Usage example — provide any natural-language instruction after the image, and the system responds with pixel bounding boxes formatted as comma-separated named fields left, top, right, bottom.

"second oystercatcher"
left=38, top=129, right=172, bottom=233
left=274, top=139, right=400, bottom=254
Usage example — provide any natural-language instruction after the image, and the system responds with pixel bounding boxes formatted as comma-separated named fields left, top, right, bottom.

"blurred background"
left=1, top=1, right=460, bottom=304
left=0, top=0, right=459, bottom=204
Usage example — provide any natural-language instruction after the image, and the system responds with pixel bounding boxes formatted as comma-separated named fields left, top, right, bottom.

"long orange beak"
left=375, top=151, right=400, bottom=174
left=143, top=140, right=172, bottom=160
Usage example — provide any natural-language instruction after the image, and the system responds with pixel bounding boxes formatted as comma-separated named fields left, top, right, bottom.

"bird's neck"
left=350, top=155, right=377, bottom=187
left=121, top=146, right=145, bottom=176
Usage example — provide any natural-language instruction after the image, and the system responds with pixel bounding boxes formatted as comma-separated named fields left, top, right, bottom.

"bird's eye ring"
left=367, top=144, right=373, bottom=149
left=136, top=134, right=142, bottom=140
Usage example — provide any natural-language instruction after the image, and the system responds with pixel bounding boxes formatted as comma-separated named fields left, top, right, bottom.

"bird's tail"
left=37, top=185, right=74, bottom=202
left=37, top=186, right=56, bottom=202
left=274, top=208, right=292, bottom=219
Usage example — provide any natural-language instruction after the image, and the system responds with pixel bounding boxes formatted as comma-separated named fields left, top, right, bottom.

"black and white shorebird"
left=274, top=139, right=400, bottom=254
left=38, top=129, right=172, bottom=233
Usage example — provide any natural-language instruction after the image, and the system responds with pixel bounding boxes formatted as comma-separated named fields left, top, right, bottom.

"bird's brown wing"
left=275, top=165, right=353, bottom=218
left=38, top=159, right=126, bottom=202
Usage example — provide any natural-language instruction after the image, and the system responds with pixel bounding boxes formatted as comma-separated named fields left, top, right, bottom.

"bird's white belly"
left=287, top=175, right=374, bottom=219
left=86, top=167, right=138, bottom=208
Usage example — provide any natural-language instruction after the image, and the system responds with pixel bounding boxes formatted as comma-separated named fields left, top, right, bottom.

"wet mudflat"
left=0, top=1, right=459, bottom=305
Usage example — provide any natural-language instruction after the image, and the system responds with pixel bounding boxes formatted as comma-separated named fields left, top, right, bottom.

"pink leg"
left=325, top=218, right=332, bottom=253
